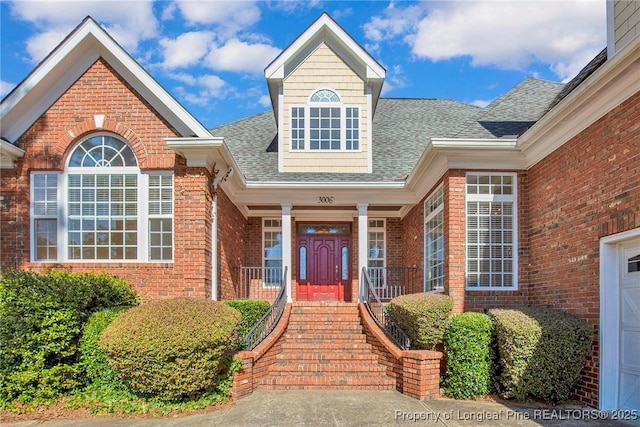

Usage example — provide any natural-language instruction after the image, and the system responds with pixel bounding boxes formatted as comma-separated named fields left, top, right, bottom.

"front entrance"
left=296, top=224, right=351, bottom=301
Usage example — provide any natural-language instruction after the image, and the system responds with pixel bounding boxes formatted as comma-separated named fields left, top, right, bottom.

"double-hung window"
left=263, top=219, right=283, bottom=285
left=367, top=219, right=386, bottom=288
left=31, top=134, right=173, bottom=262
left=424, top=185, right=444, bottom=291
left=466, top=173, right=517, bottom=290
left=290, top=88, right=360, bottom=151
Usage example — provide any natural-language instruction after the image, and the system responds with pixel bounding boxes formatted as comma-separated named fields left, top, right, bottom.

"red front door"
left=297, top=234, right=350, bottom=301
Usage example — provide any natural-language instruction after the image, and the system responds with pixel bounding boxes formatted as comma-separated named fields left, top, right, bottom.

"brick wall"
left=526, top=90, right=640, bottom=407
left=216, top=186, right=247, bottom=300
left=0, top=58, right=214, bottom=300
left=401, top=198, right=425, bottom=294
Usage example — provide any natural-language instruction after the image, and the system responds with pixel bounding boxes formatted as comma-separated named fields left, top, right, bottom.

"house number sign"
left=317, top=196, right=335, bottom=204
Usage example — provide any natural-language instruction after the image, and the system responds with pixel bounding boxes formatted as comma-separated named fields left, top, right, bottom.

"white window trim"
left=424, top=184, right=444, bottom=291
left=367, top=219, right=386, bottom=288
left=262, top=218, right=283, bottom=287
left=465, top=172, right=518, bottom=291
left=147, top=172, right=175, bottom=262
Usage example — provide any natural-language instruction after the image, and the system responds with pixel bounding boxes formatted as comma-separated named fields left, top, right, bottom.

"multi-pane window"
left=263, top=219, right=283, bottom=284
left=466, top=173, right=517, bottom=290
left=368, top=219, right=385, bottom=287
left=30, top=134, right=173, bottom=262
left=424, top=185, right=444, bottom=291
left=290, top=88, right=360, bottom=151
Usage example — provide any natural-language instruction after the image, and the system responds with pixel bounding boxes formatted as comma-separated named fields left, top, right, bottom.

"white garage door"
left=620, top=241, right=640, bottom=412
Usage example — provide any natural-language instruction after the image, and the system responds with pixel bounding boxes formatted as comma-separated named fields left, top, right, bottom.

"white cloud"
left=365, top=0, right=605, bottom=82
left=1, top=80, right=16, bottom=98
left=257, top=94, right=271, bottom=108
left=159, top=31, right=215, bottom=69
left=9, top=0, right=158, bottom=63
left=205, top=39, right=280, bottom=74
left=381, top=64, right=409, bottom=95
left=175, top=0, right=261, bottom=35
left=470, top=99, right=492, bottom=108
left=171, top=73, right=233, bottom=107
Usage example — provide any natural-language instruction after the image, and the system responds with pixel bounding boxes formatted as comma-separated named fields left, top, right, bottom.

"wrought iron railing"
left=243, top=266, right=288, bottom=351
left=361, top=267, right=411, bottom=350
left=234, top=266, right=283, bottom=301
left=367, top=266, right=418, bottom=301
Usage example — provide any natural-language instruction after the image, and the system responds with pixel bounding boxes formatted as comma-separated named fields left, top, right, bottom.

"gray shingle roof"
left=210, top=78, right=564, bottom=183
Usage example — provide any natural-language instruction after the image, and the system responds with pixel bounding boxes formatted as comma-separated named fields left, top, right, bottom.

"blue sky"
left=1, top=0, right=606, bottom=129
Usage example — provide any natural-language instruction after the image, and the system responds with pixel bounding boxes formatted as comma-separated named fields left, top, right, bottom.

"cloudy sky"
left=1, top=0, right=606, bottom=128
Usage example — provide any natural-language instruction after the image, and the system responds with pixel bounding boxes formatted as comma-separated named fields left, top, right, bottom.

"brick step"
left=287, top=315, right=361, bottom=322
left=258, top=375, right=395, bottom=389
left=275, top=352, right=380, bottom=362
left=291, top=307, right=359, bottom=314
left=280, top=341, right=373, bottom=351
left=282, top=332, right=366, bottom=342
left=270, top=362, right=388, bottom=374
left=285, top=323, right=362, bottom=332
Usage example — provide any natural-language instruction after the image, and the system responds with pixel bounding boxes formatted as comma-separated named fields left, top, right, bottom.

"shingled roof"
left=210, top=78, right=565, bottom=183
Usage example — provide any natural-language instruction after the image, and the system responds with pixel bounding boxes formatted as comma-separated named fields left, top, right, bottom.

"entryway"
left=296, top=224, right=351, bottom=301
left=600, top=230, right=640, bottom=414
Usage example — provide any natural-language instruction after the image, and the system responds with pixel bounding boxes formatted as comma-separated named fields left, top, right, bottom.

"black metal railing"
left=234, top=266, right=283, bottom=301
left=243, top=266, right=288, bottom=351
left=361, top=267, right=411, bottom=350
left=367, top=266, right=418, bottom=301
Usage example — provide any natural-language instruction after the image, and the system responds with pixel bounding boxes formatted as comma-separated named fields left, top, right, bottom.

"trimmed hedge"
left=387, top=293, right=453, bottom=350
left=79, top=308, right=127, bottom=389
left=0, top=270, right=139, bottom=404
left=222, top=300, right=271, bottom=349
left=100, top=297, right=242, bottom=401
left=489, top=307, right=592, bottom=403
left=442, top=312, right=494, bottom=399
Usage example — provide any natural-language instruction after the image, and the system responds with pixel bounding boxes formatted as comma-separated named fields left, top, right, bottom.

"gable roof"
left=264, top=13, right=386, bottom=122
left=0, top=16, right=212, bottom=144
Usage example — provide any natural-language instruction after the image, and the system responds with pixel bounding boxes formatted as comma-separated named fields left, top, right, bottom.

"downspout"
left=211, top=166, right=234, bottom=300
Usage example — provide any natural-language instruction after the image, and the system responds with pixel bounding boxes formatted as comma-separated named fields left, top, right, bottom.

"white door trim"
left=599, top=227, right=640, bottom=410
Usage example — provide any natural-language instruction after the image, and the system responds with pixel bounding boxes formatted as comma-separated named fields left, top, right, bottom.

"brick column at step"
left=230, top=352, right=254, bottom=400
left=401, top=350, right=442, bottom=400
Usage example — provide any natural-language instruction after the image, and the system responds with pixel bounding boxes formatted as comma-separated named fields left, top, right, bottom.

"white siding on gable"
left=615, top=0, right=640, bottom=53
left=281, top=43, right=370, bottom=173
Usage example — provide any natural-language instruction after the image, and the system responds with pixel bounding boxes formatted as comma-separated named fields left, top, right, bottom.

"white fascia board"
left=519, top=35, right=640, bottom=168
left=234, top=186, right=415, bottom=206
left=244, top=181, right=405, bottom=189
left=0, top=140, right=25, bottom=169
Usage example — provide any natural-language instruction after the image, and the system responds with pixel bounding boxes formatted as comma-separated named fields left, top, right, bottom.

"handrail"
left=243, top=266, right=288, bottom=350
left=361, top=267, right=411, bottom=350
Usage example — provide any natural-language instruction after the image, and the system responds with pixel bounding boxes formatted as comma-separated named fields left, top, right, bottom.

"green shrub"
left=387, top=293, right=453, bottom=350
left=79, top=308, right=127, bottom=390
left=222, top=300, right=271, bottom=349
left=0, top=270, right=139, bottom=405
left=443, top=312, right=494, bottom=399
left=100, top=297, right=242, bottom=401
left=489, top=307, right=592, bottom=403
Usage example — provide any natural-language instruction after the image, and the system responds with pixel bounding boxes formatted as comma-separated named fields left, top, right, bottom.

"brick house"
left=1, top=4, right=639, bottom=411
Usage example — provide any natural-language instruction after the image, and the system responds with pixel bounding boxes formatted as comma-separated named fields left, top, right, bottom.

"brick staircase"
left=259, top=301, right=395, bottom=390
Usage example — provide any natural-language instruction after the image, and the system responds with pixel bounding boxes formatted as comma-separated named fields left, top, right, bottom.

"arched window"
left=31, top=134, right=174, bottom=262
left=290, top=88, right=360, bottom=151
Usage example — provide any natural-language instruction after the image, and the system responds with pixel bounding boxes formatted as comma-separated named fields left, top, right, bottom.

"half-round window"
left=68, top=135, right=137, bottom=168
left=310, top=89, right=340, bottom=103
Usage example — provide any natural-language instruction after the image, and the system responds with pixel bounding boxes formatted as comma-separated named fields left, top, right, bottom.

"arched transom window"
left=291, top=88, right=360, bottom=151
left=31, top=134, right=173, bottom=262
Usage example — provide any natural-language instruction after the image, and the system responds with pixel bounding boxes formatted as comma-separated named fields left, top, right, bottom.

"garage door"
left=620, top=241, right=640, bottom=412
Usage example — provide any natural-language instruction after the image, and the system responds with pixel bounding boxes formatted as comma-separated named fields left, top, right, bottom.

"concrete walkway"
left=3, top=390, right=638, bottom=427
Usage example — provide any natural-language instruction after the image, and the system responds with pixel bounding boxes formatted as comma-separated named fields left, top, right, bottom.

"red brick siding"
left=0, top=58, right=215, bottom=300
left=216, top=186, right=247, bottom=300
left=401, top=199, right=425, bottom=294
left=526, top=90, right=640, bottom=407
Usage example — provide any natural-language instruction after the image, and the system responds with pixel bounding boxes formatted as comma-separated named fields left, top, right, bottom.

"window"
left=424, top=185, right=444, bottom=291
left=466, top=173, right=517, bottom=290
left=368, top=219, right=385, bottom=287
left=30, top=134, right=174, bottom=262
left=263, top=219, right=283, bottom=285
left=290, top=88, right=360, bottom=151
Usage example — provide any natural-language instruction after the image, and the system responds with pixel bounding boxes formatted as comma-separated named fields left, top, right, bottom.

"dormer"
left=265, top=13, right=385, bottom=173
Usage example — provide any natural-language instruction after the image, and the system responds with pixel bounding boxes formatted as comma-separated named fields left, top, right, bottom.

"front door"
left=297, top=230, right=350, bottom=301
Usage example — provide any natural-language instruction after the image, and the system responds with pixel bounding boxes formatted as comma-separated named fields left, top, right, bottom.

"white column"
left=358, top=203, right=369, bottom=302
left=281, top=203, right=293, bottom=302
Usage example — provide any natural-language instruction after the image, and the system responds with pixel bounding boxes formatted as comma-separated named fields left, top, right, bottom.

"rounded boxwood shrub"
left=79, top=308, right=127, bottom=389
left=387, top=293, right=453, bottom=350
left=99, top=297, right=242, bottom=401
left=443, top=312, right=494, bottom=399
left=222, top=300, right=271, bottom=349
left=489, top=306, right=592, bottom=403
left=0, top=270, right=139, bottom=404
